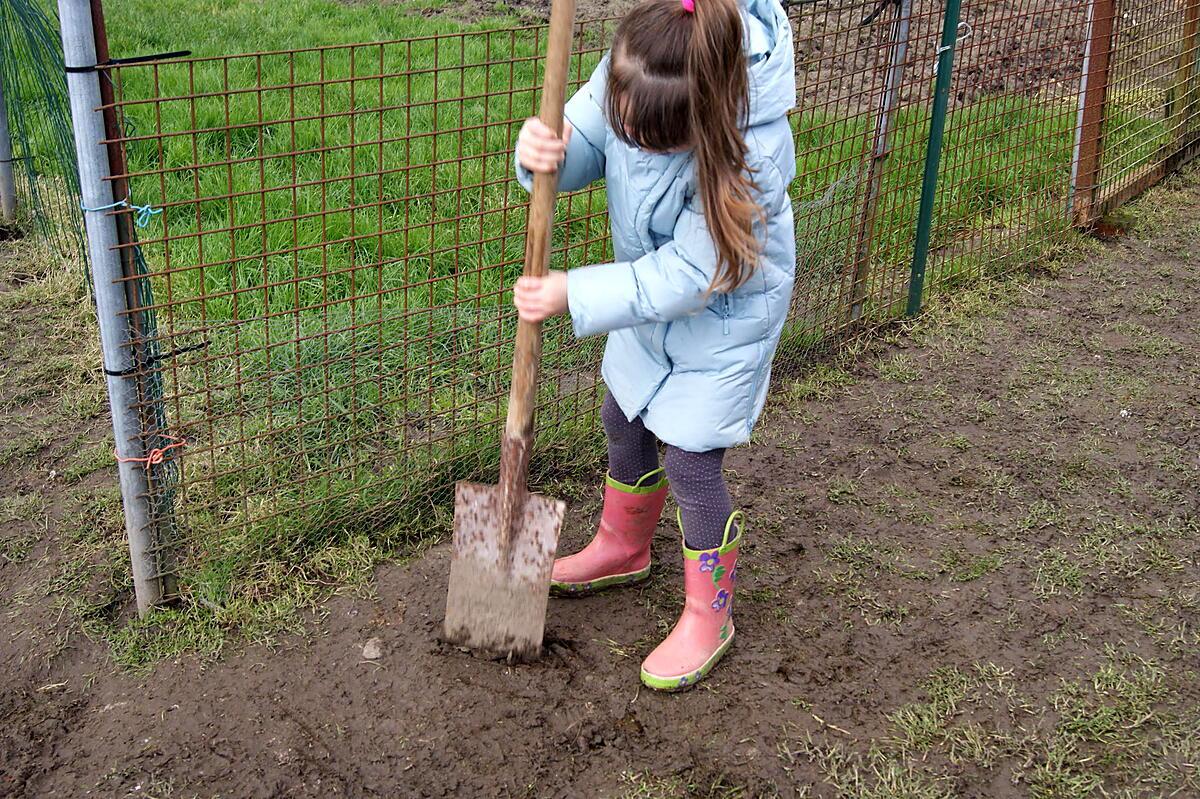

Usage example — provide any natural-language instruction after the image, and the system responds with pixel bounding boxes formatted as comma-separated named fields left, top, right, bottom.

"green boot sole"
left=640, top=627, right=735, bottom=692
left=549, top=564, right=652, bottom=597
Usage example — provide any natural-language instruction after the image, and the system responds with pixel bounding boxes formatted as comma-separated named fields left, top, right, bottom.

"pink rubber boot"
left=640, top=511, right=742, bottom=691
left=550, top=469, right=669, bottom=596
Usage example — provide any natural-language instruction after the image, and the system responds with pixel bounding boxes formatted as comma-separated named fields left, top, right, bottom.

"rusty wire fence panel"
left=1098, top=0, right=1200, bottom=210
left=782, top=0, right=1089, bottom=341
left=787, top=0, right=945, bottom=336
left=104, top=23, right=619, bottom=574
left=925, top=0, right=1090, bottom=293
left=95, top=1, right=1199, bottom=603
left=777, top=1, right=936, bottom=352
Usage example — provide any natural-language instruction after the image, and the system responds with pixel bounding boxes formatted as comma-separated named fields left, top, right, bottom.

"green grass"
left=934, top=547, right=1004, bottom=583
left=779, top=727, right=954, bottom=799
left=877, top=353, right=921, bottom=383
left=888, top=667, right=975, bottom=751
left=784, top=363, right=856, bottom=402
left=0, top=494, right=47, bottom=564
left=1033, top=547, right=1085, bottom=599
left=794, top=652, right=1200, bottom=798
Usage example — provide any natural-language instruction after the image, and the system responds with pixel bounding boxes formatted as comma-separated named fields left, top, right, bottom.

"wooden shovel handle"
left=504, top=0, right=577, bottom=446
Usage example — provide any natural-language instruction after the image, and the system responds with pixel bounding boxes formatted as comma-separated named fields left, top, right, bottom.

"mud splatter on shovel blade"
left=443, top=481, right=565, bottom=660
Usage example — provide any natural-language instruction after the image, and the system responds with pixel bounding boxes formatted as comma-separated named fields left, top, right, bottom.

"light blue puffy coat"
left=518, top=0, right=796, bottom=452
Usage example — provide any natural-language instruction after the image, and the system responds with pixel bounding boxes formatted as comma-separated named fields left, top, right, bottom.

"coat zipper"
left=721, top=293, right=731, bottom=336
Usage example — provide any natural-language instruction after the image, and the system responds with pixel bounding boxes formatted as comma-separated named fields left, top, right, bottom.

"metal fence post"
left=58, top=0, right=167, bottom=614
left=906, top=0, right=963, bottom=317
left=1069, top=0, right=1117, bottom=226
left=87, top=0, right=179, bottom=596
left=0, top=68, right=17, bottom=223
left=849, top=0, right=912, bottom=322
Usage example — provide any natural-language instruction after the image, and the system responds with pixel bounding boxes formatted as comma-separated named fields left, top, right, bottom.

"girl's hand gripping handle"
left=517, top=118, right=574, bottom=175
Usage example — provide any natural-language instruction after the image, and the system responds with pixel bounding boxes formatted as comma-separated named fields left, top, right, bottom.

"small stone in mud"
left=362, top=637, right=383, bottom=660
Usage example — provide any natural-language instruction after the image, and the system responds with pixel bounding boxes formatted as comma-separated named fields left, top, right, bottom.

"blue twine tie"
left=80, top=196, right=162, bottom=229
left=132, top=202, right=162, bottom=228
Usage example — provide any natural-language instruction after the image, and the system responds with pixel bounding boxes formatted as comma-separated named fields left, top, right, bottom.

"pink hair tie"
left=681, top=0, right=694, bottom=12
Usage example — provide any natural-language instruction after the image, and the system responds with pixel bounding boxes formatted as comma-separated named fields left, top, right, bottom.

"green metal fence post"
left=905, top=0, right=963, bottom=317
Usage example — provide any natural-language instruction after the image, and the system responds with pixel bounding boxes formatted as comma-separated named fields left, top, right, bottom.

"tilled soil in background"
left=481, top=0, right=1091, bottom=106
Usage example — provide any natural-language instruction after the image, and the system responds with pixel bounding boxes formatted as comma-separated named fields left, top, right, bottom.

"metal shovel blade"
left=443, top=480, right=565, bottom=660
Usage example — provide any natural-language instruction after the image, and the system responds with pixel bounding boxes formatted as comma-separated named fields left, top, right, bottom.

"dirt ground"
left=3, top=165, right=1199, bottom=797
left=480, top=0, right=1089, bottom=103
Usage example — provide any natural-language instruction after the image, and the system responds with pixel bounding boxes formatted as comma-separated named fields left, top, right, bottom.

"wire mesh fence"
left=61, top=0, right=1200, bottom=607
left=1098, top=0, right=1200, bottom=209
left=0, top=0, right=85, bottom=258
left=102, top=22, right=620, bottom=588
left=925, top=0, right=1089, bottom=295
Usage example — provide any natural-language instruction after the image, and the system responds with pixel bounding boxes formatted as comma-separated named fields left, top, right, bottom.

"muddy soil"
left=3, top=176, right=1199, bottom=796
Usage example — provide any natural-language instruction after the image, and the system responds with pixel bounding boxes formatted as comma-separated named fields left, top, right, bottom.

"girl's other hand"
left=513, top=271, right=568, bottom=323
left=517, top=118, right=573, bottom=174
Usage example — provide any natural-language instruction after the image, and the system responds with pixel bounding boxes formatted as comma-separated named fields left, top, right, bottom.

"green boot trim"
left=639, top=626, right=736, bottom=692
left=680, top=510, right=744, bottom=559
left=549, top=564, right=652, bottom=597
left=605, top=467, right=668, bottom=495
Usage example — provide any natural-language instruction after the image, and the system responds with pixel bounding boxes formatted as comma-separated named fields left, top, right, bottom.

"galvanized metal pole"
left=0, top=69, right=17, bottom=223
left=850, top=0, right=912, bottom=322
left=58, top=0, right=164, bottom=614
left=906, top=0, right=963, bottom=318
left=87, top=0, right=178, bottom=597
left=1069, top=0, right=1117, bottom=226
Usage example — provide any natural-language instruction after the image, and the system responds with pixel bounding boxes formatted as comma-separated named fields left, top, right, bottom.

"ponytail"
left=687, top=0, right=760, bottom=293
left=606, top=0, right=762, bottom=293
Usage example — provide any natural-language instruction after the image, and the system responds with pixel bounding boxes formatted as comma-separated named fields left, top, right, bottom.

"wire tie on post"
left=64, top=51, right=192, bottom=75
left=115, top=435, right=186, bottom=468
left=79, top=196, right=128, bottom=214
left=133, top=202, right=162, bottom=228
left=80, top=196, right=162, bottom=228
left=860, top=0, right=900, bottom=27
left=102, top=340, right=211, bottom=378
left=932, top=21, right=972, bottom=76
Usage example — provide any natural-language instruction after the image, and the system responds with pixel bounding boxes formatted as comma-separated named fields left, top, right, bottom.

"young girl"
left=513, top=0, right=795, bottom=690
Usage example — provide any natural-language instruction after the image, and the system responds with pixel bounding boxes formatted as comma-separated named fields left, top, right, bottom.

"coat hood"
left=741, top=0, right=796, bottom=127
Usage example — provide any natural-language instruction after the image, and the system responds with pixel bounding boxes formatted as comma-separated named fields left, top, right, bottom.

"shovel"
left=442, top=0, right=575, bottom=660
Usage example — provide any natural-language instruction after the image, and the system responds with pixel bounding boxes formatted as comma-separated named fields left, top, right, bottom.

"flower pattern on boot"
left=639, top=511, right=743, bottom=692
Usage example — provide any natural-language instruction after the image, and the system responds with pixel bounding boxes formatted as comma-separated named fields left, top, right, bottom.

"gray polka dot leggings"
left=601, top=394, right=733, bottom=551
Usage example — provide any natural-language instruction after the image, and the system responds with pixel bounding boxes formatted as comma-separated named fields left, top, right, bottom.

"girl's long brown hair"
left=606, top=0, right=760, bottom=293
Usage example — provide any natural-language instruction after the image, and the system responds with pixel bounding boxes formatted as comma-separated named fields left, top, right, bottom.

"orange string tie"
left=114, top=435, right=187, bottom=468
